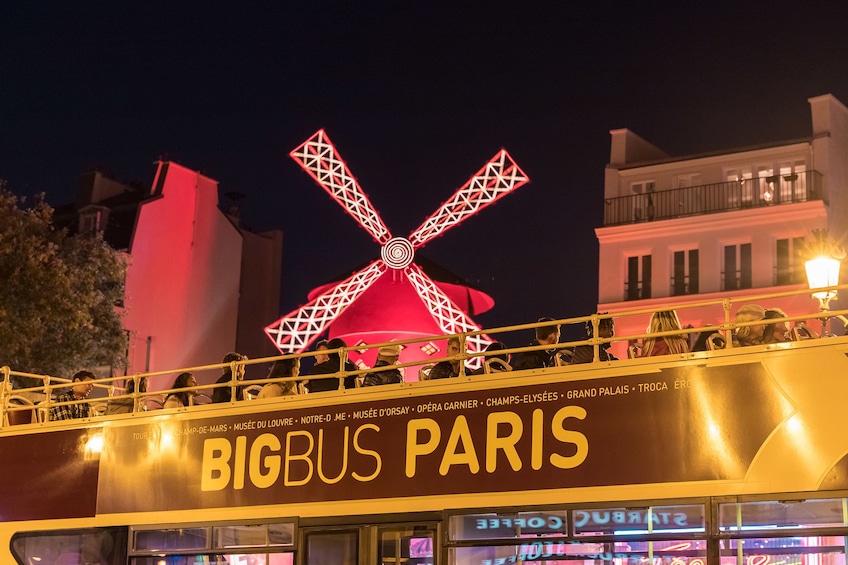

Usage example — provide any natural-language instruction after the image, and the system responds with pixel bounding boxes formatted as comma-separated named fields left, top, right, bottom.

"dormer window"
left=78, top=206, right=108, bottom=236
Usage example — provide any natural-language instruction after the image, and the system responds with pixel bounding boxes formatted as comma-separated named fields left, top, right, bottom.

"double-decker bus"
left=3, top=289, right=848, bottom=565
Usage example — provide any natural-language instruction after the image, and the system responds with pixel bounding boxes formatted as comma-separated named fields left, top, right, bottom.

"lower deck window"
left=130, top=553, right=293, bottom=564
left=450, top=538, right=707, bottom=565
left=11, top=527, right=128, bottom=565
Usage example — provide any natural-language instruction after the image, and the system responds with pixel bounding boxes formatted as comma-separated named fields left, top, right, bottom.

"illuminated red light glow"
left=265, top=129, right=529, bottom=370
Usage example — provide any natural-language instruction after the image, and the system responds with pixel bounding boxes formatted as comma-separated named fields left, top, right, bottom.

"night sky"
left=3, top=2, right=848, bottom=340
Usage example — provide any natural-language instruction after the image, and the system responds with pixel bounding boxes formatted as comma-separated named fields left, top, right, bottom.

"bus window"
left=377, top=525, right=437, bottom=565
left=303, top=529, right=358, bottom=565
left=11, top=527, right=128, bottom=565
left=130, top=553, right=293, bottom=564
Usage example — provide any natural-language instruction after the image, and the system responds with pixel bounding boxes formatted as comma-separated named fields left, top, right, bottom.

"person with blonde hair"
left=733, top=304, right=766, bottom=347
left=641, top=310, right=690, bottom=357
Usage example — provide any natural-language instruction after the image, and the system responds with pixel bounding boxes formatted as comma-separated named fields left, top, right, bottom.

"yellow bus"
left=3, top=291, right=848, bottom=565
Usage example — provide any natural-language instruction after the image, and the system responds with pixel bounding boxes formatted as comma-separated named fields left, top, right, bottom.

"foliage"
left=0, top=185, right=128, bottom=387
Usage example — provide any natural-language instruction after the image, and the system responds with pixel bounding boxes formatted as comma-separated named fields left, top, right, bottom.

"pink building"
left=596, top=94, right=848, bottom=358
left=70, top=160, right=282, bottom=388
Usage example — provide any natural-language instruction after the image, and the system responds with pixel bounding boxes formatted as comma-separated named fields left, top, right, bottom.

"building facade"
left=596, top=94, right=848, bottom=358
left=68, top=160, right=282, bottom=387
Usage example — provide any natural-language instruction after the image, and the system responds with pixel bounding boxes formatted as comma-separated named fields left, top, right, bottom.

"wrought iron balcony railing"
left=603, top=170, right=824, bottom=226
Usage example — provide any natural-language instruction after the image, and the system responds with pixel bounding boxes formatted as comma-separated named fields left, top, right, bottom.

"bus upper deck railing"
left=3, top=284, right=848, bottom=428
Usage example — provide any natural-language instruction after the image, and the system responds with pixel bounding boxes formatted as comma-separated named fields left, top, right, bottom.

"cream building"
left=596, top=94, right=848, bottom=358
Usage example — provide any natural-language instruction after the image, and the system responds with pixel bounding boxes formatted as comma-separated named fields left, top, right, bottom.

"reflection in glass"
left=450, top=539, right=707, bottom=565
left=719, top=499, right=847, bottom=531
left=379, top=526, right=435, bottom=565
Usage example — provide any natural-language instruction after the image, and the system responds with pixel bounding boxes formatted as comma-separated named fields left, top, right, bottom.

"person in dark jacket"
left=571, top=315, right=618, bottom=364
left=512, top=318, right=561, bottom=371
left=362, top=344, right=403, bottom=386
left=428, top=336, right=463, bottom=379
left=212, top=352, right=248, bottom=403
left=307, top=338, right=358, bottom=392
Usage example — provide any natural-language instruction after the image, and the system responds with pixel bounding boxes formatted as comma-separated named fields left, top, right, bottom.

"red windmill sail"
left=265, top=129, right=529, bottom=369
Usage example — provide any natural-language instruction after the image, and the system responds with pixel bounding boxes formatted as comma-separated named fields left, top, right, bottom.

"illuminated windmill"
left=265, top=129, right=529, bottom=370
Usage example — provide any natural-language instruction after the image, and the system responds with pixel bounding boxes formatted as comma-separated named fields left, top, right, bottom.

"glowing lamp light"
left=805, top=255, right=840, bottom=305
left=762, top=184, right=774, bottom=202
left=84, top=433, right=104, bottom=460
left=805, top=229, right=844, bottom=337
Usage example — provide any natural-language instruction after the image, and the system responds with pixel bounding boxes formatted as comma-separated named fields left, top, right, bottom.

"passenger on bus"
left=314, top=339, right=330, bottom=365
left=513, top=317, right=562, bottom=370
left=212, top=352, right=248, bottom=403
left=641, top=310, right=690, bottom=357
left=362, top=344, right=403, bottom=386
left=164, top=372, right=198, bottom=408
left=571, top=315, right=618, bottom=364
left=107, top=376, right=148, bottom=414
left=257, top=358, right=300, bottom=398
left=49, top=370, right=96, bottom=421
left=470, top=341, right=511, bottom=375
left=307, top=338, right=358, bottom=392
left=429, top=336, right=464, bottom=379
left=762, top=308, right=790, bottom=343
left=733, top=305, right=766, bottom=347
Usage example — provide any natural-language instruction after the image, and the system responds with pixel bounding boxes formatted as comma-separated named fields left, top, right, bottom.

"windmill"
left=265, top=129, right=529, bottom=371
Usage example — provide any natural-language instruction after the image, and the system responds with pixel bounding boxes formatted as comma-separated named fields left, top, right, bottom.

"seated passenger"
left=213, top=352, right=248, bottom=403
left=428, top=336, right=463, bottom=379
left=641, top=310, right=690, bottom=357
left=50, top=370, right=95, bottom=421
left=513, top=318, right=561, bottom=370
left=308, top=338, right=358, bottom=392
left=690, top=331, right=714, bottom=352
left=362, top=345, right=403, bottom=386
left=733, top=304, right=766, bottom=347
left=571, top=315, right=618, bottom=364
left=107, top=376, right=148, bottom=414
left=311, top=339, right=330, bottom=370
left=470, top=341, right=511, bottom=375
left=762, top=308, right=790, bottom=344
left=257, top=358, right=300, bottom=398
left=164, top=372, right=197, bottom=409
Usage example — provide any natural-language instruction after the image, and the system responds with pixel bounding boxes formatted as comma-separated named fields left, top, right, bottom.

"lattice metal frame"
left=265, top=129, right=530, bottom=365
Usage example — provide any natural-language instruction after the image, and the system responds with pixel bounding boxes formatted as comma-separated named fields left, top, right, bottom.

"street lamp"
left=805, top=229, right=844, bottom=336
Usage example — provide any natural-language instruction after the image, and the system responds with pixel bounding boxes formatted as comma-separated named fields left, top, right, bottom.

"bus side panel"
left=0, top=428, right=98, bottom=521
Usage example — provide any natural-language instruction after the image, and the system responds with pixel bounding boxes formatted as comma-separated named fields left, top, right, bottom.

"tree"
left=0, top=185, right=128, bottom=388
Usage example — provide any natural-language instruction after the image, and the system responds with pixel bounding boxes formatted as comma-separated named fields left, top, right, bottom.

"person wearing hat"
left=733, top=304, right=767, bottom=347
left=362, top=344, right=403, bottom=387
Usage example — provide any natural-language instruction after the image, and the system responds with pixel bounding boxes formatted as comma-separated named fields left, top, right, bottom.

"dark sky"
left=3, top=2, right=848, bottom=339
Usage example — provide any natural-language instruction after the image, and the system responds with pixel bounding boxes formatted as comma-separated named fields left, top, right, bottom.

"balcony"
left=603, top=170, right=823, bottom=226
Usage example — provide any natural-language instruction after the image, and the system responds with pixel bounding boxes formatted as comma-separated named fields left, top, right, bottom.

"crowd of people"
left=33, top=303, right=811, bottom=422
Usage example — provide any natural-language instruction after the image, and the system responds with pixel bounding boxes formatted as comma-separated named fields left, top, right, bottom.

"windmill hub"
left=381, top=237, right=415, bottom=269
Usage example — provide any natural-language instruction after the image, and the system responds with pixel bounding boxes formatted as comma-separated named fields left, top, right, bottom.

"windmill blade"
left=407, top=149, right=529, bottom=248
left=265, top=260, right=387, bottom=353
left=404, top=263, right=495, bottom=370
left=291, top=129, right=392, bottom=244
